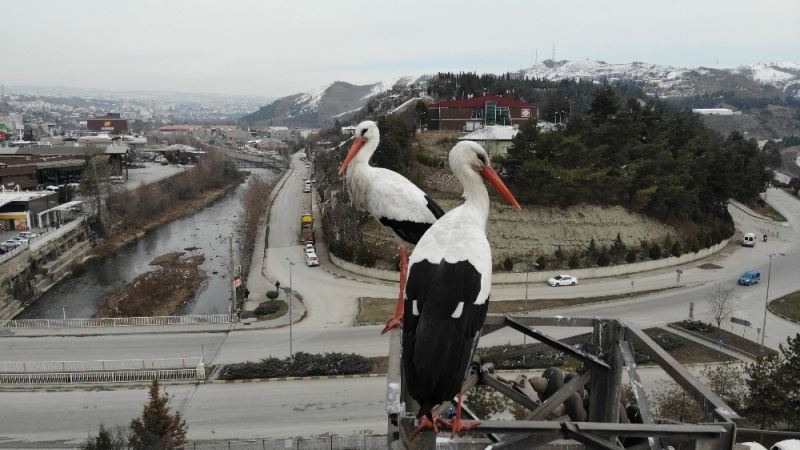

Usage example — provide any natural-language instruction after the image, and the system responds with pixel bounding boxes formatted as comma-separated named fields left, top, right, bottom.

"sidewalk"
left=664, top=325, right=756, bottom=364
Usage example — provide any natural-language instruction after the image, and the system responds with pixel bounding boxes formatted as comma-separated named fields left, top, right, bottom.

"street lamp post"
left=287, top=259, right=295, bottom=360
left=761, top=252, right=785, bottom=352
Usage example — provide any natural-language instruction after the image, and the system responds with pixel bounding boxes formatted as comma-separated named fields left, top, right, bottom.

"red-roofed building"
left=427, top=95, right=536, bottom=131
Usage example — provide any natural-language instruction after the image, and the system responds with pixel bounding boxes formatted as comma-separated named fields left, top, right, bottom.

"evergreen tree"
left=129, top=379, right=188, bottom=450
left=81, top=425, right=129, bottom=450
left=745, top=354, right=784, bottom=429
left=611, top=233, right=627, bottom=263
left=778, top=334, right=800, bottom=428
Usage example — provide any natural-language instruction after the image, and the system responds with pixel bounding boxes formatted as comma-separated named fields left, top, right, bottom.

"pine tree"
left=129, top=379, right=188, bottom=450
left=745, top=354, right=784, bottom=429
left=778, top=334, right=800, bottom=429
left=81, top=424, right=128, bottom=450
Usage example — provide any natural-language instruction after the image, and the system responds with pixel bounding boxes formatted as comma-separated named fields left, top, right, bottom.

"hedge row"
left=220, top=352, right=373, bottom=380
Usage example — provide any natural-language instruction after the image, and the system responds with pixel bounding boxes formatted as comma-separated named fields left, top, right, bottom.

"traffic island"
left=768, top=290, right=800, bottom=323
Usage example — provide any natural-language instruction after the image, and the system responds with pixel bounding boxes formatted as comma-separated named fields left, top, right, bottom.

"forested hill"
left=502, top=86, right=771, bottom=223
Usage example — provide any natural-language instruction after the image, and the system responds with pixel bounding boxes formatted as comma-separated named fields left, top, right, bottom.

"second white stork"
left=403, top=140, right=521, bottom=438
left=338, top=120, right=445, bottom=333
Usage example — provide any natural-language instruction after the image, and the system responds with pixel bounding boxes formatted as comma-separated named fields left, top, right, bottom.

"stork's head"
left=338, top=120, right=379, bottom=175
left=450, top=140, right=521, bottom=210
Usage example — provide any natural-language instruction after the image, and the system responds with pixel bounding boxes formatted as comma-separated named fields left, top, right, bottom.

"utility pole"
left=761, top=253, right=785, bottom=352
left=287, top=259, right=295, bottom=360
left=229, top=235, right=237, bottom=316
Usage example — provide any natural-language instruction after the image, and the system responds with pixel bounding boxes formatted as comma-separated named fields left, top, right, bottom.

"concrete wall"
left=328, top=238, right=730, bottom=284
left=0, top=220, right=91, bottom=321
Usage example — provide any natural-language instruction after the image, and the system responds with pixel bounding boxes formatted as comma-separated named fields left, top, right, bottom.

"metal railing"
left=186, top=435, right=387, bottom=450
left=0, top=368, right=198, bottom=384
left=0, top=357, right=201, bottom=373
left=2, top=314, right=235, bottom=328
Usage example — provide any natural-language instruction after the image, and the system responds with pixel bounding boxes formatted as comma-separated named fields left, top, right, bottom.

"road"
left=2, top=150, right=800, bottom=444
left=0, top=363, right=717, bottom=447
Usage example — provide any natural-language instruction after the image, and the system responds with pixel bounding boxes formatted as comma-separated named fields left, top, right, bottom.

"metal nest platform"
left=385, top=316, right=738, bottom=449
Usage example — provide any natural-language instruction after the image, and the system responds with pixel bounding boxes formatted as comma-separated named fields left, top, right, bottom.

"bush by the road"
left=675, top=319, right=715, bottom=333
left=220, top=352, right=374, bottom=380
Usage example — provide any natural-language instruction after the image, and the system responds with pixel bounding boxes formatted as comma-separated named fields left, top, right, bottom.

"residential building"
left=458, top=125, right=519, bottom=156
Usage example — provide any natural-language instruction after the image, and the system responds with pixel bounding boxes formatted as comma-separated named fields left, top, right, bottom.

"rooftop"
left=429, top=95, right=533, bottom=109
left=459, top=125, right=519, bottom=141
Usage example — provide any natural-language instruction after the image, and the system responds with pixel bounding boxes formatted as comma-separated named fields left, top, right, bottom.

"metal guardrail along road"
left=0, top=368, right=199, bottom=384
left=2, top=314, right=235, bottom=329
left=0, top=357, right=201, bottom=373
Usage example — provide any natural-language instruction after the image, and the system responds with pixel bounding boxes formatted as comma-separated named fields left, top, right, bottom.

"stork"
left=403, top=140, right=521, bottom=438
left=338, top=120, right=445, bottom=334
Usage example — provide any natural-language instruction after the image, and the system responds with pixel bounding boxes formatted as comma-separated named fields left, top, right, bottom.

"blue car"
left=738, top=271, right=761, bottom=286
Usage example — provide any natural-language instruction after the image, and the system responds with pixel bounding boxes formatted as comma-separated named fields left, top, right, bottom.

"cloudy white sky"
left=3, top=0, right=798, bottom=98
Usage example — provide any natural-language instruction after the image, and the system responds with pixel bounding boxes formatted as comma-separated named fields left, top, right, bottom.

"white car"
left=305, top=251, right=319, bottom=267
left=305, top=243, right=315, bottom=253
left=2, top=240, right=21, bottom=249
left=18, top=231, right=38, bottom=239
left=10, top=236, right=28, bottom=244
left=547, top=274, right=578, bottom=287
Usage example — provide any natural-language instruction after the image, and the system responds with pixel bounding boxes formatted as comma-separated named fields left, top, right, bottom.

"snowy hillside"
left=519, top=59, right=800, bottom=98
left=241, top=77, right=421, bottom=127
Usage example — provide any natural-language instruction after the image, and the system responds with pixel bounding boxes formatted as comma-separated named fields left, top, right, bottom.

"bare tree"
left=705, top=282, right=737, bottom=341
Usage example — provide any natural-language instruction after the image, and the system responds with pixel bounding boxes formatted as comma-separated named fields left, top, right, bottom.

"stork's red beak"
left=338, top=137, right=365, bottom=175
left=480, top=166, right=522, bottom=210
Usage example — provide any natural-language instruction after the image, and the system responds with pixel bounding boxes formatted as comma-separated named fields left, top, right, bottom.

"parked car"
left=738, top=270, right=761, bottom=286
left=2, top=240, right=21, bottom=249
left=771, top=440, right=800, bottom=450
left=303, top=186, right=311, bottom=193
left=305, top=251, right=319, bottom=267
left=18, top=231, right=38, bottom=239
left=547, top=274, right=578, bottom=287
left=305, top=243, right=315, bottom=253
left=10, top=236, right=28, bottom=244
left=742, top=232, right=756, bottom=247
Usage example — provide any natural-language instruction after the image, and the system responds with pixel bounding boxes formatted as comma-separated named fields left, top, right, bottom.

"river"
left=16, top=168, right=279, bottom=319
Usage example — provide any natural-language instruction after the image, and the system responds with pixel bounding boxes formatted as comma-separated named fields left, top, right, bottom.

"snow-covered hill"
left=240, top=77, right=420, bottom=127
left=518, top=59, right=800, bottom=98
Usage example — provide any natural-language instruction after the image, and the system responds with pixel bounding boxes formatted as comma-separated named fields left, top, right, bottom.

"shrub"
left=597, top=247, right=611, bottom=267
left=221, top=352, right=374, bottom=380
left=648, top=242, right=662, bottom=260
left=671, top=240, right=684, bottom=257
left=676, top=319, right=714, bottom=333
left=502, top=257, right=513, bottom=271
left=535, top=256, right=547, bottom=271
left=625, top=249, right=638, bottom=263
left=254, top=302, right=281, bottom=316
left=567, top=254, right=580, bottom=269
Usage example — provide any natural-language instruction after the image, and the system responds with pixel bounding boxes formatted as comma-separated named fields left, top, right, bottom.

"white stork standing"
left=338, top=120, right=445, bottom=333
left=403, top=140, right=521, bottom=438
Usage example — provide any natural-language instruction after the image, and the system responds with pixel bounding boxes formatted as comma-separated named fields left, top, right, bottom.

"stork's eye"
left=477, top=153, right=487, bottom=165
left=360, top=128, right=368, bottom=137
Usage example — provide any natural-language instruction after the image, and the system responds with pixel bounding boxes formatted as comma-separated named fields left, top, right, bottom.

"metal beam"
left=526, top=370, right=590, bottom=420
left=505, top=317, right=611, bottom=370
left=481, top=370, right=541, bottom=411
left=397, top=417, right=729, bottom=439
left=561, top=421, right=624, bottom=450
left=626, top=324, right=739, bottom=421
left=484, top=315, right=595, bottom=329
left=619, top=341, right=654, bottom=423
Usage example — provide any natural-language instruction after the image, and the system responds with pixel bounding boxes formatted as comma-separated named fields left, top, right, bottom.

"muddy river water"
left=16, top=168, right=278, bottom=319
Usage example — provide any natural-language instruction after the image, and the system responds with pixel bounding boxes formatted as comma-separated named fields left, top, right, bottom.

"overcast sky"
left=3, top=0, right=798, bottom=98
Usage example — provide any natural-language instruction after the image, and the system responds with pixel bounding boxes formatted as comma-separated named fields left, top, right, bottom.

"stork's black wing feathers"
left=425, top=195, right=445, bottom=220
left=402, top=259, right=488, bottom=413
left=378, top=217, right=433, bottom=245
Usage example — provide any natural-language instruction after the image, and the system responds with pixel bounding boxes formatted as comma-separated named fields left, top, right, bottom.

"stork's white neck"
left=454, top=166, right=490, bottom=227
left=344, top=137, right=379, bottom=210
left=350, top=137, right=378, bottom=168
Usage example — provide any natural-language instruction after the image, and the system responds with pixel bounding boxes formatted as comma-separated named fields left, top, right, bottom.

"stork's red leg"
left=382, top=245, right=408, bottom=334
left=410, top=411, right=446, bottom=441
left=440, top=391, right=481, bottom=439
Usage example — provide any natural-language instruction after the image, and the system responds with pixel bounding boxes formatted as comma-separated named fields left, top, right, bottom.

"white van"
left=742, top=233, right=756, bottom=247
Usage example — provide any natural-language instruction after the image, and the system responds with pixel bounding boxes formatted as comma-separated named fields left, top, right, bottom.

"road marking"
left=210, top=373, right=385, bottom=383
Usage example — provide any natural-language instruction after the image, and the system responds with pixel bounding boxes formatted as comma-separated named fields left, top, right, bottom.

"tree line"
left=502, top=86, right=771, bottom=225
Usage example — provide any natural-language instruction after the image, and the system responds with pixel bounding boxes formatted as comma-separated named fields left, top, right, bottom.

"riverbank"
left=89, top=174, right=246, bottom=261
left=96, top=251, right=206, bottom=317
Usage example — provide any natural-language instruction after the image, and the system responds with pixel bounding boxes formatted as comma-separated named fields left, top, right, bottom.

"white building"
left=691, top=108, right=740, bottom=116
left=458, top=125, right=519, bottom=156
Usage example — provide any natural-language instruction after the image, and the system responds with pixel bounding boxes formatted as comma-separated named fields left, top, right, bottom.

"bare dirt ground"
left=95, top=251, right=205, bottom=317
left=361, top=200, right=678, bottom=268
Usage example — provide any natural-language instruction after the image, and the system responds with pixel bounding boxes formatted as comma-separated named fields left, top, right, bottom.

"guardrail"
left=2, top=314, right=236, bottom=329
left=0, top=357, right=201, bottom=373
left=0, top=368, right=199, bottom=384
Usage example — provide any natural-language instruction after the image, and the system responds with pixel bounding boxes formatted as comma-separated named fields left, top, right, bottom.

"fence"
left=0, top=368, right=198, bottom=384
left=0, top=357, right=201, bottom=373
left=186, top=435, right=387, bottom=450
left=2, top=314, right=235, bottom=329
